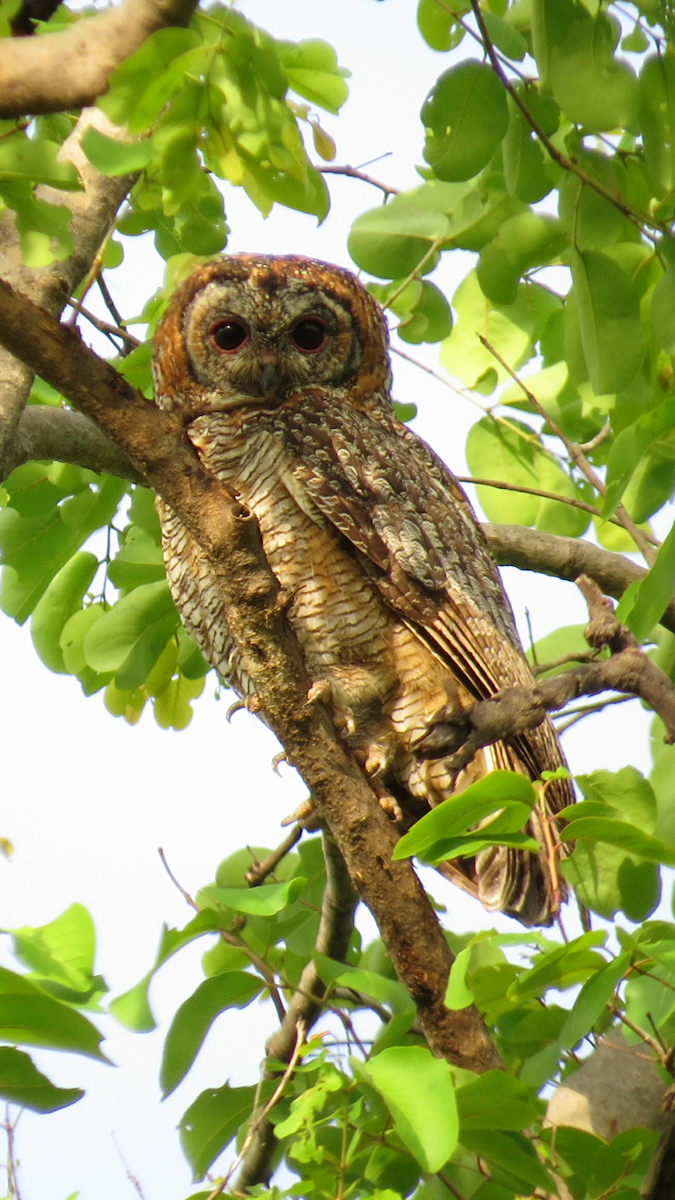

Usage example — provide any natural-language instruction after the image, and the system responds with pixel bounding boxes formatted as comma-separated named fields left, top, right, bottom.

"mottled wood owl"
left=152, top=253, right=574, bottom=927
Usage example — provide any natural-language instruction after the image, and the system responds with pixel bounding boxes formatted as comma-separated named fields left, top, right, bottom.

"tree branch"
left=0, top=0, right=198, bottom=118
left=3, top=404, right=144, bottom=483
left=483, top=524, right=675, bottom=636
left=0, top=275, right=502, bottom=1076
left=236, top=832, right=358, bottom=1190
left=0, top=106, right=139, bottom=476
left=416, top=576, right=675, bottom=774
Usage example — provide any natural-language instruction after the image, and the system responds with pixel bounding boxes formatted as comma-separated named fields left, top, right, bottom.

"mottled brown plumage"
left=152, top=253, right=573, bottom=926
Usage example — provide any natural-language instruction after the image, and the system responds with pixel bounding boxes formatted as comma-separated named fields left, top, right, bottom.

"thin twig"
left=437, top=1169, right=469, bottom=1200
left=157, top=846, right=287, bottom=1021
left=476, top=335, right=659, bottom=562
left=390, top=344, right=490, bottom=413
left=97, top=274, right=125, bottom=329
left=111, top=1133, right=147, bottom=1200
left=469, top=0, right=663, bottom=237
left=554, top=692, right=636, bottom=734
left=65, top=297, right=141, bottom=350
left=245, top=826, right=303, bottom=886
left=2, top=1108, right=21, bottom=1200
left=455, top=474, right=621, bottom=526
left=612, top=1009, right=666, bottom=1063
left=532, top=650, right=599, bottom=676
left=318, top=163, right=400, bottom=198
left=578, top=418, right=612, bottom=454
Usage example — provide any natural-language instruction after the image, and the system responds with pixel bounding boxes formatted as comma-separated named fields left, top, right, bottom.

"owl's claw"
left=306, top=679, right=332, bottom=708
left=281, top=798, right=322, bottom=831
left=227, top=698, right=246, bottom=722
left=378, top=795, right=404, bottom=822
left=271, top=751, right=288, bottom=776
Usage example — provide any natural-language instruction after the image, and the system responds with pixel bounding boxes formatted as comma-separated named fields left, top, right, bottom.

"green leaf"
left=0, top=966, right=107, bottom=1060
left=460, top=1129, right=555, bottom=1193
left=110, top=909, right=221, bottom=1032
left=363, top=1046, right=458, bottom=1172
left=107, top=526, right=165, bottom=589
left=570, top=250, right=646, bottom=396
left=603, top=397, right=675, bottom=518
left=525, top=624, right=589, bottom=676
left=83, top=580, right=179, bottom=688
left=30, top=551, right=98, bottom=673
left=393, top=771, right=536, bottom=862
left=0, top=133, right=81, bottom=189
left=422, top=61, right=509, bottom=182
left=152, top=672, right=205, bottom=731
left=99, top=28, right=201, bottom=133
left=161, top=972, right=263, bottom=1097
left=445, top=946, right=475, bottom=1010
left=417, top=0, right=464, bottom=51
left=562, top=816, right=675, bottom=866
left=503, top=92, right=552, bottom=205
left=179, top=1082, right=271, bottom=1180
left=477, top=213, right=567, bottom=306
left=314, top=956, right=416, bottom=1049
left=348, top=194, right=449, bottom=279
left=456, top=1072, right=538, bottom=1131
left=397, top=280, right=452, bottom=344
left=81, top=128, right=153, bottom=176
left=640, top=54, right=675, bottom=192
left=440, top=270, right=531, bottom=390
left=0, top=476, right=126, bottom=623
left=199, top=877, right=306, bottom=916
left=619, top=517, right=675, bottom=641
left=10, top=904, right=96, bottom=996
left=557, top=952, right=630, bottom=1051
left=508, top=931, right=607, bottom=1002
left=278, top=39, right=349, bottom=114
left=0, top=1047, right=82, bottom=1113
left=481, top=10, right=526, bottom=61
left=535, top=0, right=638, bottom=131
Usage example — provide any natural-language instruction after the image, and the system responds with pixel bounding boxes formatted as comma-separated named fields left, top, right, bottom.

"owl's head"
left=152, top=254, right=391, bottom=418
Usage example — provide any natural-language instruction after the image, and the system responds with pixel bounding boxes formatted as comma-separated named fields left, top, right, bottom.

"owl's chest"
left=188, top=416, right=391, bottom=670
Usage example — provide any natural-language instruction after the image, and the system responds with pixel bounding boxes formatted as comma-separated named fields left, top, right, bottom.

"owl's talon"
left=281, top=798, right=321, bottom=830
left=227, top=698, right=246, bottom=722
left=364, top=745, right=390, bottom=777
left=378, top=795, right=404, bottom=822
left=306, top=680, right=331, bottom=708
left=272, top=751, right=288, bottom=775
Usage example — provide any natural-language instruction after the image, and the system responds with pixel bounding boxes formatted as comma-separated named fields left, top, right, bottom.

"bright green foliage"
left=5, top=2, right=675, bottom=1196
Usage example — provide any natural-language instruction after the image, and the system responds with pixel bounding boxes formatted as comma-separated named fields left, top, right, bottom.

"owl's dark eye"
left=291, top=318, right=327, bottom=353
left=210, top=320, right=249, bottom=353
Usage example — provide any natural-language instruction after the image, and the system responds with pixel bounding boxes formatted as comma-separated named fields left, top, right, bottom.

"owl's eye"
left=210, top=320, right=249, bottom=353
left=291, top=318, right=328, bottom=353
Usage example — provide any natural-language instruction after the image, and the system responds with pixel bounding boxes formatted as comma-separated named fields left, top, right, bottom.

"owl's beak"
left=260, top=359, right=280, bottom=396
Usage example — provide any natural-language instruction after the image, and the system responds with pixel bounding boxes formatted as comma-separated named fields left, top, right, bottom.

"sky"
left=0, top=2, right=663, bottom=1198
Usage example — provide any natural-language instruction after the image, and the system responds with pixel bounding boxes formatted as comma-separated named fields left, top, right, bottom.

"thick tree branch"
left=3, top=405, right=144, bottom=483
left=484, top=524, right=675, bottom=636
left=0, top=0, right=198, bottom=118
left=0, top=276, right=501, bottom=1074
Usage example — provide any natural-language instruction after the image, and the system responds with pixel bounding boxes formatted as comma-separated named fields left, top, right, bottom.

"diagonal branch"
left=483, top=523, right=675, bottom=636
left=416, top=576, right=675, bottom=773
left=0, top=0, right=198, bottom=118
left=0, top=274, right=502, bottom=1076
left=236, top=832, right=359, bottom=1191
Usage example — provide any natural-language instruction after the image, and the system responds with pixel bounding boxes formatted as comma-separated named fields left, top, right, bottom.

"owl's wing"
left=277, top=395, right=569, bottom=801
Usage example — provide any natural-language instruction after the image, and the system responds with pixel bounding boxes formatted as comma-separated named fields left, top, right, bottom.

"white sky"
left=0, top=2, right=661, bottom=1198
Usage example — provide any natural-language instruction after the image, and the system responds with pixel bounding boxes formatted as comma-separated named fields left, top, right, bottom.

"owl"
left=152, top=253, right=574, bottom=927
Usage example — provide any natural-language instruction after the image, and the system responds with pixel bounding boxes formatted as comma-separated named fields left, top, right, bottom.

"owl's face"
left=152, top=254, right=391, bottom=418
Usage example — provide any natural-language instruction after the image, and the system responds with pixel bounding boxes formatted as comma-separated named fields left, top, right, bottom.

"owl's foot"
left=280, top=798, right=322, bottom=831
left=363, top=743, right=392, bottom=778
left=306, top=679, right=332, bottom=708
